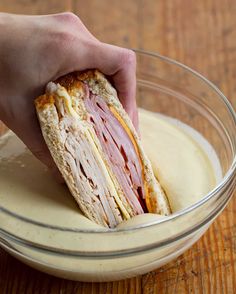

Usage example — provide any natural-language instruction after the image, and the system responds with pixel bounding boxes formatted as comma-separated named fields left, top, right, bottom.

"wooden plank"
left=0, top=0, right=235, bottom=293
left=0, top=0, right=71, bottom=14
left=75, top=0, right=139, bottom=47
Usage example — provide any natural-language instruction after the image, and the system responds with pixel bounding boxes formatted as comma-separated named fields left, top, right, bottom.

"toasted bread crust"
left=35, top=70, right=171, bottom=228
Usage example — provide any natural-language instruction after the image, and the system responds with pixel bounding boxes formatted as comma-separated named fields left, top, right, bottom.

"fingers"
left=62, top=41, right=138, bottom=129
left=85, top=44, right=137, bottom=127
left=23, top=117, right=64, bottom=181
left=5, top=105, right=64, bottom=182
left=94, top=45, right=138, bottom=130
left=20, top=118, right=53, bottom=167
left=21, top=119, right=64, bottom=183
left=47, top=15, right=137, bottom=128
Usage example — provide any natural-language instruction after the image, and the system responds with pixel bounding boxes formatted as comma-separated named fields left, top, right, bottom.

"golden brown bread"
left=35, top=70, right=171, bottom=228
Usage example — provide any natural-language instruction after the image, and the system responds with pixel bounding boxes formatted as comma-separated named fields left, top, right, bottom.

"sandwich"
left=35, top=70, right=171, bottom=228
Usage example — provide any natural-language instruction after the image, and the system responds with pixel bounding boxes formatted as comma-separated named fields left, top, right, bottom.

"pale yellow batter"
left=0, top=109, right=217, bottom=230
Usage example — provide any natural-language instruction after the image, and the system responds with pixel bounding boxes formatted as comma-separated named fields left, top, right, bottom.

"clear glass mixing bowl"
left=0, top=50, right=235, bottom=282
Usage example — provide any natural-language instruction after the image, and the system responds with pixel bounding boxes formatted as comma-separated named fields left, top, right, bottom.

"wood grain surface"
left=0, top=0, right=235, bottom=293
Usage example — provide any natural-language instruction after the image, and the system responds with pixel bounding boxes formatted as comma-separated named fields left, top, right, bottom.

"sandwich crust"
left=35, top=70, right=171, bottom=228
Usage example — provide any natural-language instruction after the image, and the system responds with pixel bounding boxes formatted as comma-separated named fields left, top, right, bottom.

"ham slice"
left=84, top=85, right=147, bottom=214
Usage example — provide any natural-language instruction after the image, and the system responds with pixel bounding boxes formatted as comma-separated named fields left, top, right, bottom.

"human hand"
left=0, top=12, right=137, bottom=173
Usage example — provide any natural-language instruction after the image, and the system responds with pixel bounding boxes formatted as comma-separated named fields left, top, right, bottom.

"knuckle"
left=85, top=39, right=101, bottom=51
left=58, top=30, right=76, bottom=44
left=119, top=49, right=136, bottom=67
left=52, top=30, right=77, bottom=53
left=55, top=12, right=79, bottom=24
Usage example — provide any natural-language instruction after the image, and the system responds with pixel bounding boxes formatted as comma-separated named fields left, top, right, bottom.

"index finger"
left=64, top=42, right=138, bottom=129
left=94, top=44, right=137, bottom=128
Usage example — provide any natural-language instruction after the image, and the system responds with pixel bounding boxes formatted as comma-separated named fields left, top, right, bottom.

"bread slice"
left=35, top=70, right=171, bottom=228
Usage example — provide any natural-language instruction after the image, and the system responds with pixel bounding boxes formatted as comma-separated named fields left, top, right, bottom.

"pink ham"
left=84, top=86, right=147, bottom=214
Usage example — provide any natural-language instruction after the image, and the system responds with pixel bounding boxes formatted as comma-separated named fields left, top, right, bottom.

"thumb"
left=5, top=107, right=64, bottom=183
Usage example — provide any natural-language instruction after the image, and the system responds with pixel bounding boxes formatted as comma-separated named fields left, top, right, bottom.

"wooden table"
left=0, top=1, right=235, bottom=293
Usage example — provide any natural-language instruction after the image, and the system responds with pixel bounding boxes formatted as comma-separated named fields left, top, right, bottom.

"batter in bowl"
left=0, top=108, right=221, bottom=281
left=0, top=109, right=219, bottom=230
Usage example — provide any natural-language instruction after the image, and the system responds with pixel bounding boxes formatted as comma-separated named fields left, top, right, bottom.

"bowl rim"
left=0, top=49, right=236, bottom=236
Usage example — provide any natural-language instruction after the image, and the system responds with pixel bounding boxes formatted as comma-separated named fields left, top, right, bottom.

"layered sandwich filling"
left=84, top=88, right=147, bottom=213
left=35, top=74, right=159, bottom=227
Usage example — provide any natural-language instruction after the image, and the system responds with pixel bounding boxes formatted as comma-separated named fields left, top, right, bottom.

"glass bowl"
left=0, top=50, right=235, bottom=282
